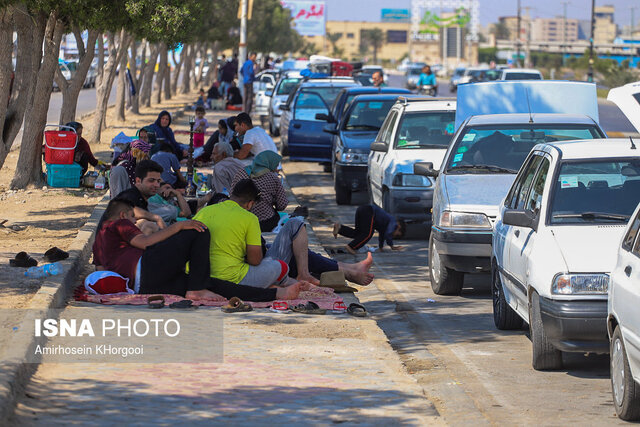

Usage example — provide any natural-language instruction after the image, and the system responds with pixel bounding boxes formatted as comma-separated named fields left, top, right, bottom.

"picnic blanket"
left=74, top=285, right=343, bottom=309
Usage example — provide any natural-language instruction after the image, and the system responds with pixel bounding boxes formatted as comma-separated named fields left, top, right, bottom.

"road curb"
left=0, top=193, right=109, bottom=421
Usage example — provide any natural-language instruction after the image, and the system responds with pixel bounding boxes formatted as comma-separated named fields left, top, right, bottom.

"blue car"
left=327, top=86, right=411, bottom=125
left=325, top=94, right=405, bottom=204
left=279, top=78, right=358, bottom=165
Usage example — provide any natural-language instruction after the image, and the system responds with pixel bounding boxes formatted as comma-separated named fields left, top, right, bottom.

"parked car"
left=500, top=68, right=543, bottom=80
left=405, top=64, right=426, bottom=90
left=325, top=86, right=412, bottom=126
left=449, top=67, right=466, bottom=92
left=325, top=94, right=402, bottom=204
left=253, top=70, right=279, bottom=122
left=457, top=67, right=489, bottom=85
left=415, top=81, right=606, bottom=296
left=52, top=61, right=72, bottom=90
left=279, top=77, right=358, bottom=165
left=267, top=71, right=302, bottom=136
left=369, top=97, right=456, bottom=222
left=84, top=62, right=97, bottom=88
left=492, top=139, right=640, bottom=372
left=608, top=200, right=640, bottom=421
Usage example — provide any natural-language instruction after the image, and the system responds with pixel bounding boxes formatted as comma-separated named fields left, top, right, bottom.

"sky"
left=324, top=0, right=639, bottom=27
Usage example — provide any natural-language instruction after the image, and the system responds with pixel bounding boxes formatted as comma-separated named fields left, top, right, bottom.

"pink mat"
left=74, top=286, right=343, bottom=310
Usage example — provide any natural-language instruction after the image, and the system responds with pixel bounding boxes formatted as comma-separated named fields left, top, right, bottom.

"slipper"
left=9, top=252, right=37, bottom=268
left=169, top=299, right=197, bottom=310
left=332, top=301, right=347, bottom=314
left=44, top=247, right=69, bottom=262
left=291, top=301, right=326, bottom=315
left=148, top=295, right=165, bottom=309
left=332, top=222, right=340, bottom=239
left=269, top=301, right=290, bottom=313
left=221, top=297, right=253, bottom=313
left=347, top=303, right=367, bottom=317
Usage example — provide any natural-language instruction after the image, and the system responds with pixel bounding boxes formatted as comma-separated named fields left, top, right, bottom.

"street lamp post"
left=588, top=0, right=595, bottom=82
left=186, top=115, right=196, bottom=197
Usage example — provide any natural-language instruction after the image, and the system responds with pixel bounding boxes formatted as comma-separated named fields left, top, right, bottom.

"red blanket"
left=74, top=286, right=342, bottom=309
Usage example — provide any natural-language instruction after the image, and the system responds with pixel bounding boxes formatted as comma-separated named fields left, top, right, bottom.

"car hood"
left=443, top=174, right=516, bottom=216
left=550, top=225, right=627, bottom=272
left=340, top=130, right=379, bottom=151
left=391, top=149, right=447, bottom=174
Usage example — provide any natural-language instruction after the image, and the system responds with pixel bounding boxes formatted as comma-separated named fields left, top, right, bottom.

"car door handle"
left=514, top=230, right=520, bottom=237
left=625, top=265, right=632, bottom=277
left=293, top=124, right=301, bottom=129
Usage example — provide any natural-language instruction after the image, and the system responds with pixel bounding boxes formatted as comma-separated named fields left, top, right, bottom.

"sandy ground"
left=0, top=91, right=197, bottom=313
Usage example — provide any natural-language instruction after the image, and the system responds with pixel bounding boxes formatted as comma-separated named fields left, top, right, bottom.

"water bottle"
left=94, top=172, right=106, bottom=190
left=222, top=187, right=229, bottom=196
left=24, top=262, right=63, bottom=278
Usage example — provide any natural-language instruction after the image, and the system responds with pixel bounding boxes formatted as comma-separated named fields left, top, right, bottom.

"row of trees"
left=0, top=0, right=301, bottom=189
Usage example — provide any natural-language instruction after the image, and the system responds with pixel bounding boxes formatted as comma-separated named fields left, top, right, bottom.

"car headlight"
left=439, top=211, right=492, bottom=229
left=340, top=151, right=367, bottom=164
left=392, top=173, right=432, bottom=187
left=552, top=274, right=609, bottom=295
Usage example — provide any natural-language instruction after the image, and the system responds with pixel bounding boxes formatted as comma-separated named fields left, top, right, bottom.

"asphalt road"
left=282, top=158, right=623, bottom=424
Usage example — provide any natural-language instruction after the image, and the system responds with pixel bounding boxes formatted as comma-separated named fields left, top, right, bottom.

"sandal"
left=347, top=303, right=367, bottom=317
left=169, top=299, right=197, bottom=310
left=148, top=295, right=165, bottom=309
left=291, top=301, right=326, bottom=315
left=9, top=252, right=38, bottom=268
left=44, top=247, right=69, bottom=262
left=221, top=297, right=253, bottom=313
left=270, top=301, right=290, bottom=313
left=332, top=301, right=347, bottom=314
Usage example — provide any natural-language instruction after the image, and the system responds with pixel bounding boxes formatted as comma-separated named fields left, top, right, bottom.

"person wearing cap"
left=67, top=121, right=105, bottom=176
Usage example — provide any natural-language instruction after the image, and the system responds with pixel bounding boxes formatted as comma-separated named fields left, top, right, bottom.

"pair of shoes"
left=148, top=295, right=197, bottom=310
left=44, top=247, right=69, bottom=262
left=347, top=303, right=367, bottom=317
left=9, top=252, right=37, bottom=268
left=221, top=297, right=253, bottom=313
left=291, top=301, right=326, bottom=314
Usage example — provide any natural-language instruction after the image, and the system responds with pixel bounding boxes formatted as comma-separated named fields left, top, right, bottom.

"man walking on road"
left=241, top=52, right=257, bottom=114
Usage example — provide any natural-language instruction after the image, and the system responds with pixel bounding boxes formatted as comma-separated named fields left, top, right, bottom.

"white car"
left=368, top=96, right=456, bottom=223
left=492, top=139, right=640, bottom=370
left=608, top=200, right=640, bottom=421
left=267, top=71, right=302, bottom=136
left=253, top=70, right=279, bottom=119
left=500, top=68, right=543, bottom=80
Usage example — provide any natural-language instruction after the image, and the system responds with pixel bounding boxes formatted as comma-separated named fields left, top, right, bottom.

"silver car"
left=267, top=71, right=302, bottom=136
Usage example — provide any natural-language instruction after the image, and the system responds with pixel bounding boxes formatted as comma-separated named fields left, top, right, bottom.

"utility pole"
left=587, top=0, right=595, bottom=82
left=239, top=0, right=248, bottom=77
left=632, top=7, right=636, bottom=68
left=516, top=0, right=521, bottom=67
left=562, top=2, right=570, bottom=66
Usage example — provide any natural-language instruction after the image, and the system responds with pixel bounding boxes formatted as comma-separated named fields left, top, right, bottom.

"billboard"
left=281, top=1, right=326, bottom=37
left=381, top=9, right=410, bottom=23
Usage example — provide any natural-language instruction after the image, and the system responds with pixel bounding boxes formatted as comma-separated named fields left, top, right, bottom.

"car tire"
left=281, top=140, right=288, bottom=156
left=428, top=233, right=464, bottom=295
left=611, top=325, right=640, bottom=421
left=382, top=189, right=392, bottom=214
left=270, top=121, right=279, bottom=137
left=529, top=290, right=563, bottom=370
left=492, top=264, right=523, bottom=330
left=335, top=184, right=351, bottom=205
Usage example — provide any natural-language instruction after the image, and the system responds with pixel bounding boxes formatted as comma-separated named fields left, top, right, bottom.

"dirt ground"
left=0, top=91, right=197, bottom=311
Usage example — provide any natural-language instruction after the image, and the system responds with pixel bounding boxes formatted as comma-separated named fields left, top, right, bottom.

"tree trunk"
left=114, top=38, right=128, bottom=122
left=139, top=43, right=158, bottom=108
left=58, top=28, right=98, bottom=125
left=11, top=11, right=64, bottom=189
left=180, top=44, right=192, bottom=94
left=86, top=29, right=131, bottom=144
left=155, top=43, right=167, bottom=105
left=127, top=40, right=145, bottom=115
left=171, top=49, right=183, bottom=96
left=189, top=43, right=201, bottom=90
left=96, top=34, right=104, bottom=86
left=204, top=42, right=219, bottom=89
left=0, top=7, right=15, bottom=170
left=195, top=44, right=207, bottom=88
left=163, top=48, right=172, bottom=100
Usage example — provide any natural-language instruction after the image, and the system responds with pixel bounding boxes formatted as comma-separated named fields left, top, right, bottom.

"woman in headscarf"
left=231, top=150, right=288, bottom=232
left=149, top=110, right=186, bottom=160
left=109, top=138, right=152, bottom=199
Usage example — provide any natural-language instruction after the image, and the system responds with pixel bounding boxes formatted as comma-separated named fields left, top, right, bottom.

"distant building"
left=594, top=5, right=617, bottom=44
left=531, top=17, right=578, bottom=43
left=577, top=20, right=591, bottom=40
left=497, top=16, right=531, bottom=42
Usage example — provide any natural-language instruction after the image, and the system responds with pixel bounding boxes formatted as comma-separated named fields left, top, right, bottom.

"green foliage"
left=529, top=52, right=562, bottom=69
left=299, top=41, right=319, bottom=58
left=478, top=47, right=497, bottom=64
left=125, top=0, right=201, bottom=47
left=490, top=21, right=510, bottom=40
left=248, top=0, right=302, bottom=54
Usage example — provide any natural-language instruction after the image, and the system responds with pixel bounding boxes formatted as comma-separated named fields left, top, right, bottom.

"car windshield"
left=302, top=86, right=347, bottom=106
left=395, top=111, right=456, bottom=149
left=446, top=125, right=602, bottom=174
left=343, top=100, right=396, bottom=131
left=503, top=72, right=542, bottom=80
left=277, top=78, right=301, bottom=95
left=408, top=68, right=422, bottom=76
left=550, top=159, right=640, bottom=224
left=454, top=69, right=465, bottom=76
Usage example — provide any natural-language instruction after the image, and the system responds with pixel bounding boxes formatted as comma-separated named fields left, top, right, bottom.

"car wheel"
left=529, top=290, right=563, bottom=370
left=335, top=184, right=351, bottom=205
left=281, top=139, right=288, bottom=156
left=428, top=233, right=464, bottom=295
left=611, top=325, right=640, bottom=421
left=492, top=264, right=523, bottom=330
left=382, top=189, right=392, bottom=213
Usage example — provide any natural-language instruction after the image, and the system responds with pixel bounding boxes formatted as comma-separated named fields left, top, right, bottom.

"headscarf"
left=65, top=121, right=81, bottom=132
left=245, top=150, right=282, bottom=179
left=131, top=139, right=151, bottom=153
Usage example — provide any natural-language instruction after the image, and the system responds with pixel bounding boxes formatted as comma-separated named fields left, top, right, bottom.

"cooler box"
left=44, top=127, right=77, bottom=165
left=46, top=163, right=82, bottom=188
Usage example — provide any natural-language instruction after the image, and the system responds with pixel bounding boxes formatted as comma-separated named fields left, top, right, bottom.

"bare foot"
left=297, top=273, right=320, bottom=286
left=185, top=289, right=226, bottom=301
left=357, top=252, right=373, bottom=270
left=344, top=269, right=375, bottom=286
left=296, top=280, right=321, bottom=291
left=276, top=282, right=301, bottom=300
left=332, top=222, right=340, bottom=239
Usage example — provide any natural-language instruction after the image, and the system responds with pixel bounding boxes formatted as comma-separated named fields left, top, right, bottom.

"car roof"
left=300, top=78, right=356, bottom=87
left=399, top=97, right=457, bottom=112
left=350, top=94, right=406, bottom=102
left=537, top=138, right=640, bottom=160
left=502, top=68, right=542, bottom=74
left=466, top=113, right=598, bottom=126
left=341, top=87, right=411, bottom=95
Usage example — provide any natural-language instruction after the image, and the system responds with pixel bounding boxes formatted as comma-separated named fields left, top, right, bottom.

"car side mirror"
left=414, top=162, right=438, bottom=178
left=503, top=209, right=538, bottom=231
left=370, top=141, right=388, bottom=152
left=280, top=104, right=290, bottom=111
left=323, top=123, right=338, bottom=135
left=265, top=90, right=273, bottom=97
left=315, top=113, right=330, bottom=121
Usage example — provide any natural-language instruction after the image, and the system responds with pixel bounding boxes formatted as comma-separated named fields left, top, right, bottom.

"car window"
left=622, top=212, right=640, bottom=251
left=379, top=110, right=398, bottom=145
left=394, top=111, right=456, bottom=149
left=446, top=125, right=602, bottom=174
left=294, top=92, right=328, bottom=121
left=276, top=78, right=301, bottom=95
left=524, top=157, right=550, bottom=215
left=549, top=158, right=640, bottom=224
left=503, top=72, right=542, bottom=80
left=506, top=155, right=543, bottom=209
left=343, top=100, right=395, bottom=131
